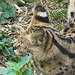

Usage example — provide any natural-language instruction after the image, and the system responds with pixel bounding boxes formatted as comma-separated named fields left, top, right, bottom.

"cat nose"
left=13, top=46, right=16, bottom=50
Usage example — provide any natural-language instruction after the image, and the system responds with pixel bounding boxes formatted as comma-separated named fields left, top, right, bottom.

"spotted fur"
left=63, top=15, right=75, bottom=36
left=13, top=4, right=75, bottom=75
left=68, top=0, right=75, bottom=20
left=63, top=0, right=75, bottom=38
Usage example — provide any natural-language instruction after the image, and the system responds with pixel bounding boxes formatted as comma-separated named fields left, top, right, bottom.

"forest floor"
left=0, top=0, right=69, bottom=75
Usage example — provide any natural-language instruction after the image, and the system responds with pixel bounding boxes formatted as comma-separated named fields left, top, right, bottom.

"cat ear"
left=71, top=12, right=74, bottom=17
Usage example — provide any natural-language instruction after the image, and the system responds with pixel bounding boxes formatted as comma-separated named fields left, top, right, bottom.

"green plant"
left=40, top=73, right=43, bottom=75
left=0, top=55, right=43, bottom=75
left=57, top=24, right=62, bottom=30
left=49, top=9, right=67, bottom=31
left=0, top=30, right=15, bottom=59
left=16, top=0, right=37, bottom=6
left=49, top=9, right=67, bottom=22
left=0, top=55, right=32, bottom=75
left=23, top=0, right=33, bottom=3
left=54, top=0, right=63, bottom=3
left=0, top=2, right=16, bottom=24
left=54, top=9, right=67, bottom=20
left=7, top=25, right=16, bottom=31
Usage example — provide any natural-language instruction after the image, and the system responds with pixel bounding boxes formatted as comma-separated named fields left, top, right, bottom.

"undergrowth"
left=0, top=30, right=16, bottom=60
left=0, top=55, right=32, bottom=75
left=0, top=2, right=16, bottom=24
left=0, top=55, right=43, bottom=75
left=49, top=0, right=69, bottom=30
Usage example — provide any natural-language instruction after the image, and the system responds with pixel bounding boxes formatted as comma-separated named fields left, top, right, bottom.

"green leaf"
left=54, top=0, right=63, bottom=3
left=22, top=69, right=29, bottom=75
left=5, top=41, right=14, bottom=46
left=0, top=34, right=2, bottom=37
left=0, top=46, right=3, bottom=50
left=0, top=30, right=5, bottom=39
left=22, top=65, right=32, bottom=75
left=0, top=3, right=7, bottom=12
left=57, top=25, right=62, bottom=30
left=9, top=7, right=16, bottom=17
left=0, top=19, right=8, bottom=24
left=8, top=47, right=15, bottom=55
left=2, top=38, right=7, bottom=42
left=4, top=11, right=10, bottom=18
left=0, top=42, right=4, bottom=44
left=7, top=69, right=16, bottom=75
left=23, top=0, right=33, bottom=3
left=3, top=47, right=15, bottom=56
left=0, top=67, right=12, bottom=74
left=0, top=3, right=16, bottom=24
left=4, top=7, right=16, bottom=18
left=40, top=73, right=43, bottom=75
left=5, top=62, right=17, bottom=68
left=18, top=55, right=32, bottom=69
left=0, top=68, right=8, bottom=74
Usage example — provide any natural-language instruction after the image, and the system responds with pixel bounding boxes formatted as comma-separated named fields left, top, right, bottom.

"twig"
left=0, top=61, right=7, bottom=67
left=24, top=6, right=28, bottom=17
left=14, top=4, right=23, bottom=13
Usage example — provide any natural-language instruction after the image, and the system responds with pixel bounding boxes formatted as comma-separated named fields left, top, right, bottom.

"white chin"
left=14, top=50, right=21, bottom=55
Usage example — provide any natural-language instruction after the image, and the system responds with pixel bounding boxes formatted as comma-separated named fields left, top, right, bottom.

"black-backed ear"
left=31, top=4, right=49, bottom=24
left=71, top=12, right=74, bottom=17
